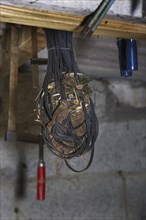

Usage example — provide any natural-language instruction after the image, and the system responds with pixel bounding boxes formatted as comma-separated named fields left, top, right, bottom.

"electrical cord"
left=36, top=29, right=99, bottom=172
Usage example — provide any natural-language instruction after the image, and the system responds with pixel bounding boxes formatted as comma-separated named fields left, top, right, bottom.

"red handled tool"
left=37, top=137, right=46, bottom=200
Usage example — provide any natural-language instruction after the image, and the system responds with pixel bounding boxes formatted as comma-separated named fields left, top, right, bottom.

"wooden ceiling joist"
left=0, top=4, right=146, bottom=40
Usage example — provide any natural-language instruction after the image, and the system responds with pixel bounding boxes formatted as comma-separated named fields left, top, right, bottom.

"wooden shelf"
left=0, top=4, right=146, bottom=40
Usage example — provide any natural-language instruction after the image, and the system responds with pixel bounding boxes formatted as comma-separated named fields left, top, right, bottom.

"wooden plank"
left=18, top=27, right=45, bottom=66
left=31, top=27, right=39, bottom=88
left=0, top=26, right=46, bottom=73
left=0, top=27, right=11, bottom=79
left=7, top=25, right=19, bottom=132
left=0, top=5, right=146, bottom=40
left=31, top=58, right=48, bottom=65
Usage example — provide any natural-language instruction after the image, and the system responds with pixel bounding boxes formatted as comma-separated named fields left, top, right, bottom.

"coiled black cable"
left=36, top=29, right=99, bottom=172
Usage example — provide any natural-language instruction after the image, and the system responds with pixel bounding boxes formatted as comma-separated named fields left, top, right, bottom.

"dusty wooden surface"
left=8, top=26, right=19, bottom=132
left=31, top=27, right=39, bottom=88
left=0, top=5, right=146, bottom=40
left=0, top=26, right=45, bottom=75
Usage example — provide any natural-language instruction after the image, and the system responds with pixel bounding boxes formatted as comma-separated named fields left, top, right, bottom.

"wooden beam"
left=0, top=5, right=146, bottom=40
left=7, top=25, right=19, bottom=132
left=0, top=26, right=46, bottom=74
left=18, top=27, right=45, bottom=66
left=31, top=58, right=48, bottom=65
left=31, top=27, right=39, bottom=88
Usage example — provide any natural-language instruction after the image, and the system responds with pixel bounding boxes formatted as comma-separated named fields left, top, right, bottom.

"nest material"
left=47, top=72, right=90, bottom=155
left=36, top=29, right=98, bottom=172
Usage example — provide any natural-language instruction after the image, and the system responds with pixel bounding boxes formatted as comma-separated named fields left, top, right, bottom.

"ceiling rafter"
left=0, top=4, right=146, bottom=40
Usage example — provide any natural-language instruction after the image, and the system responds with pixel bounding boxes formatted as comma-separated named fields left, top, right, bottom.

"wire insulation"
left=36, top=29, right=99, bottom=172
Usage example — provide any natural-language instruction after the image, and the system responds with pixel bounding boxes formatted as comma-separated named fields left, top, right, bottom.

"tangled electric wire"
left=36, top=29, right=99, bottom=172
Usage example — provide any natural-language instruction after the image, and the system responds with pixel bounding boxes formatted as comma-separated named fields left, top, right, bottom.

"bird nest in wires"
left=36, top=29, right=98, bottom=172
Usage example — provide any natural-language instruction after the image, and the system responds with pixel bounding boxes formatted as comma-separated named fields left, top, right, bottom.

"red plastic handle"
left=37, top=166, right=45, bottom=200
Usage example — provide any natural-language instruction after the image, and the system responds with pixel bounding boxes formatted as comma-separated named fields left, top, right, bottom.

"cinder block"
left=126, top=174, right=146, bottom=220
left=91, top=120, right=146, bottom=173
left=0, top=139, right=57, bottom=180
left=1, top=0, right=143, bottom=17
left=0, top=174, right=126, bottom=220
left=89, top=80, right=107, bottom=118
left=0, top=181, right=16, bottom=220
left=58, top=119, right=146, bottom=176
left=108, top=81, right=146, bottom=108
left=0, top=140, right=19, bottom=180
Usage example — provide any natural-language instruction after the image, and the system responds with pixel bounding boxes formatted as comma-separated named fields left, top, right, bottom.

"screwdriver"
left=37, top=136, right=46, bottom=201
left=81, top=0, right=115, bottom=38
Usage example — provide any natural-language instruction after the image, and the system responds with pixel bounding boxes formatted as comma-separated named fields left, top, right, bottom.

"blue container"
left=126, top=39, right=138, bottom=71
left=121, top=70, right=132, bottom=77
left=117, top=39, right=131, bottom=77
left=117, top=39, right=138, bottom=77
left=117, top=39, right=127, bottom=69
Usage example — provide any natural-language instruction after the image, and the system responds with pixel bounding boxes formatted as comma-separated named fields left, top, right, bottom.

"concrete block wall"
left=38, top=36, right=146, bottom=81
left=1, top=0, right=143, bottom=17
left=0, top=63, right=146, bottom=219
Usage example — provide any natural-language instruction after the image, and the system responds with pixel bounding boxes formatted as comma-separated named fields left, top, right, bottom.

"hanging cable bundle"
left=36, top=29, right=99, bottom=172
